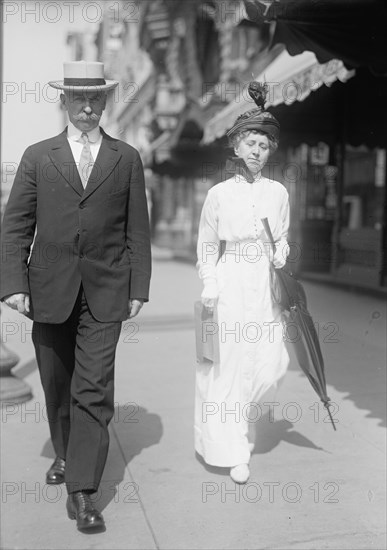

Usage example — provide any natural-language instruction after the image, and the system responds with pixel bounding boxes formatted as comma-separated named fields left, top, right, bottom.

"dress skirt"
left=195, top=240, right=289, bottom=467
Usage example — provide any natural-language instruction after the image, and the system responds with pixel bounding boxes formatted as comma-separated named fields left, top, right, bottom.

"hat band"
left=63, top=78, right=106, bottom=86
left=227, top=119, right=280, bottom=138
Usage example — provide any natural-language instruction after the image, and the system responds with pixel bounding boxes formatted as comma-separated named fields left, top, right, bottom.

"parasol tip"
left=324, top=402, right=337, bottom=431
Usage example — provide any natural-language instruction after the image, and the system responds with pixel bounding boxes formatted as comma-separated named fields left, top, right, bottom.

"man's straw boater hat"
left=48, top=61, right=119, bottom=92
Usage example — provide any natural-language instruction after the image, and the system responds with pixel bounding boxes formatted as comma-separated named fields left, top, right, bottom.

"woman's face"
left=235, top=131, right=270, bottom=175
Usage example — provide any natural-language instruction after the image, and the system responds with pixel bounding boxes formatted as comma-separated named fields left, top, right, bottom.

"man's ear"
left=60, top=93, right=67, bottom=110
left=102, top=93, right=107, bottom=110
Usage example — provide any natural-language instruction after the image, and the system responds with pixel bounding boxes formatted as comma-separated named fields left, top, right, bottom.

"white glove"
left=273, top=240, right=290, bottom=269
left=201, top=278, right=218, bottom=309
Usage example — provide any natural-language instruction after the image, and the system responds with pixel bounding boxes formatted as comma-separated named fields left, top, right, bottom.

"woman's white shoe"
left=230, top=464, right=250, bottom=484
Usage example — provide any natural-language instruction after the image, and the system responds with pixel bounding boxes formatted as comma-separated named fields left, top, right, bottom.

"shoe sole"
left=46, top=478, right=65, bottom=485
left=230, top=467, right=250, bottom=484
left=67, top=507, right=105, bottom=530
left=230, top=476, right=250, bottom=484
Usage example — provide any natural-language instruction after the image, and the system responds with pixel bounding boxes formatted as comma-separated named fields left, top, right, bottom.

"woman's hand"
left=272, top=240, right=290, bottom=269
left=201, top=281, right=218, bottom=310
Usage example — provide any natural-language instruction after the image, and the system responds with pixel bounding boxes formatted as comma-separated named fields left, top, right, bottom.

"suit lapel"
left=48, top=129, right=84, bottom=196
left=48, top=128, right=122, bottom=200
left=81, top=132, right=122, bottom=201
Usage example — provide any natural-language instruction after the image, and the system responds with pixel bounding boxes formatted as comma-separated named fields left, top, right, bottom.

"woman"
left=195, top=83, right=290, bottom=484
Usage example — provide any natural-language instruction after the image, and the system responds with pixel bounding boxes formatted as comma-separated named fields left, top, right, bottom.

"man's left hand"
left=128, top=299, right=144, bottom=319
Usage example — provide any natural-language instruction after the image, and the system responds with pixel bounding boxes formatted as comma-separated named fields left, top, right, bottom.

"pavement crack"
left=110, top=421, right=161, bottom=550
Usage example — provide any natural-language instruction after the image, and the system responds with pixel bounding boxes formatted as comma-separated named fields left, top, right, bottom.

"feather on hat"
left=227, top=82, right=280, bottom=141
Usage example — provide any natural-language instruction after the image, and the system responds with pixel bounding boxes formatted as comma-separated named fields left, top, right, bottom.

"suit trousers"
left=32, top=285, right=121, bottom=494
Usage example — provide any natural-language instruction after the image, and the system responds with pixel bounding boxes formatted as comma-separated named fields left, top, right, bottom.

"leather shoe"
left=46, top=457, right=65, bottom=485
left=66, top=491, right=105, bottom=531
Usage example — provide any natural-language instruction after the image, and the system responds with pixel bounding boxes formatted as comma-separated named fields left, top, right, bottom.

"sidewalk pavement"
left=1, top=245, right=386, bottom=550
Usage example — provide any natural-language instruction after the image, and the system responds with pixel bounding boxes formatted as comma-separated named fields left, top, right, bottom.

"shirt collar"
left=67, top=121, right=101, bottom=143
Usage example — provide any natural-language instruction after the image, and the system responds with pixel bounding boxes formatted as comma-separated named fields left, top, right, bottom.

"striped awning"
left=202, top=50, right=355, bottom=144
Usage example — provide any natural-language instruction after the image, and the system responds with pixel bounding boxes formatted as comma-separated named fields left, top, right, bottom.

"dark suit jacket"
left=0, top=128, right=151, bottom=323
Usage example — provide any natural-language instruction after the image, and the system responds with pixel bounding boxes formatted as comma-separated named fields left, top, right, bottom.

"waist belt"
left=221, top=240, right=271, bottom=259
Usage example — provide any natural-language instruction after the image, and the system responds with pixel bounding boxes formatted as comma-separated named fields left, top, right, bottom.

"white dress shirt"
left=66, top=121, right=103, bottom=166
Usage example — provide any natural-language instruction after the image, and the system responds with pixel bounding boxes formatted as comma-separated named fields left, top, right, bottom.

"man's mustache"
left=74, top=112, right=101, bottom=122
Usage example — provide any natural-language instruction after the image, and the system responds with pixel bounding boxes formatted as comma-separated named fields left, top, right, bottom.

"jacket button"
left=79, top=253, right=84, bottom=259
left=79, top=203, right=85, bottom=209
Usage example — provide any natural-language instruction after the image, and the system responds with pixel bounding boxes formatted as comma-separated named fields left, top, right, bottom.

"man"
left=0, top=61, right=151, bottom=532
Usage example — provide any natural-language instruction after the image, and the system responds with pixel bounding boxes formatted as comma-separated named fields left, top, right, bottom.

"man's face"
left=61, top=90, right=107, bottom=132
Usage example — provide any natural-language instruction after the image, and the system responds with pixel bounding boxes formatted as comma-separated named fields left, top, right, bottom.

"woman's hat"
left=227, top=82, right=280, bottom=141
left=48, top=61, right=119, bottom=91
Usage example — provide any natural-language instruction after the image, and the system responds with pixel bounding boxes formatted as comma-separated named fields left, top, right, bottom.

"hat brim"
left=48, top=80, right=119, bottom=91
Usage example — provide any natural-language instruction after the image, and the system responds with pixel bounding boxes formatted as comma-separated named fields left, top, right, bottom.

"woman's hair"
left=229, top=126, right=278, bottom=154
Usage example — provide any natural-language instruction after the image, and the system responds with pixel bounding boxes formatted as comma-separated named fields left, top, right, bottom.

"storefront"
left=202, top=50, right=387, bottom=290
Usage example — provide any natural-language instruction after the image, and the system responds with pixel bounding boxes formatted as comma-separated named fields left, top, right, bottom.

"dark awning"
left=243, top=0, right=387, bottom=76
left=202, top=49, right=354, bottom=144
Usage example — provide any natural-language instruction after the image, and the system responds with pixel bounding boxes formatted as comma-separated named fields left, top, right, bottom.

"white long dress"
left=195, top=173, right=290, bottom=467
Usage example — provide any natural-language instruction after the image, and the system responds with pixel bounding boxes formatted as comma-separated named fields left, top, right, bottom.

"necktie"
left=78, top=132, right=94, bottom=188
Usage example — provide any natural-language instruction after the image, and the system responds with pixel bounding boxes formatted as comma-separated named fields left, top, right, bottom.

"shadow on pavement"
left=100, top=405, right=163, bottom=510
left=193, top=416, right=328, bottom=476
left=194, top=451, right=229, bottom=477
left=39, top=405, right=163, bottom=512
left=252, top=417, right=327, bottom=455
left=285, top=316, right=387, bottom=429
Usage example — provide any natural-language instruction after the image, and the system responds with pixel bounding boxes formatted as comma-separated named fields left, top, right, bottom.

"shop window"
left=303, top=142, right=337, bottom=222
left=343, top=146, right=385, bottom=230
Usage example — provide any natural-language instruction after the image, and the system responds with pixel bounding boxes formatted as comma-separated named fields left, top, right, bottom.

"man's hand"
left=128, top=299, right=144, bottom=319
left=3, top=293, right=30, bottom=315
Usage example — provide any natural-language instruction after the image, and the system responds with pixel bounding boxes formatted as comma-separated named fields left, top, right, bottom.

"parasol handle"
left=324, top=402, right=337, bottom=431
left=261, top=217, right=277, bottom=253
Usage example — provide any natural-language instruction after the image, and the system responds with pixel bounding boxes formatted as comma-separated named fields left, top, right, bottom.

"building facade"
left=95, top=0, right=387, bottom=292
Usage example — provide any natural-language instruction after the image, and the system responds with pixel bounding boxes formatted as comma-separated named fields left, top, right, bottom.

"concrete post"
left=0, top=337, right=33, bottom=404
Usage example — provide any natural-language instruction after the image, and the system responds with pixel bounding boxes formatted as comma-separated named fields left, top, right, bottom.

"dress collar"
left=235, top=173, right=263, bottom=184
